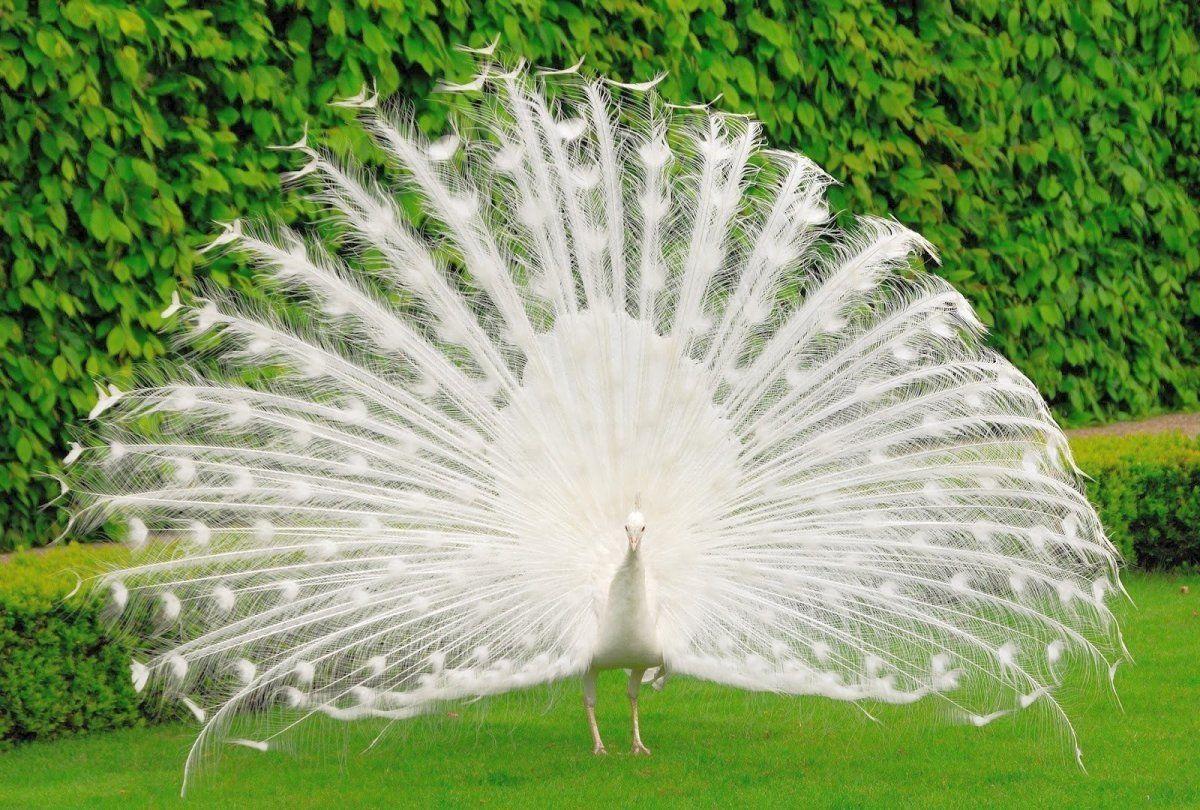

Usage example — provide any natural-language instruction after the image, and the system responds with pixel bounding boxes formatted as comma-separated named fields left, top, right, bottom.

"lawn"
left=0, top=572, right=1196, bottom=808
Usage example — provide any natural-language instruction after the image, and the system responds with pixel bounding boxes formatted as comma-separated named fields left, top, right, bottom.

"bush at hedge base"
left=2, top=1, right=1199, bottom=550
left=1074, top=433, right=1200, bottom=570
left=0, top=544, right=151, bottom=748
left=2, top=434, right=1198, bottom=747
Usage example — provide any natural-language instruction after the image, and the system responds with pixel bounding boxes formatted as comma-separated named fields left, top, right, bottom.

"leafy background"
left=1, top=0, right=1197, bottom=549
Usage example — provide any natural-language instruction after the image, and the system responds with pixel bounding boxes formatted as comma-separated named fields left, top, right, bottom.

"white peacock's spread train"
left=65, top=47, right=1126, bottom=778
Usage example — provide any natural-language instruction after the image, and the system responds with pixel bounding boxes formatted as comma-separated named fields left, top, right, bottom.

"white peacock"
left=64, top=47, right=1126, bottom=782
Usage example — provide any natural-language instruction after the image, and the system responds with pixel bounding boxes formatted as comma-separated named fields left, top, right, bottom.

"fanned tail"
left=65, top=53, right=1126, bottom=784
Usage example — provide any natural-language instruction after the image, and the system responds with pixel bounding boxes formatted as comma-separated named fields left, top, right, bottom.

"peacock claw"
left=631, top=742, right=652, bottom=756
left=592, top=744, right=608, bottom=755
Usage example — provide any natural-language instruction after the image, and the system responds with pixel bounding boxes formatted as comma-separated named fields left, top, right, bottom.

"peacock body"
left=64, top=50, right=1125, bottom=778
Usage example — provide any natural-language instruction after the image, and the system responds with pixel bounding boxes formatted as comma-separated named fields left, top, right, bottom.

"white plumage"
left=66, top=55, right=1125, bottom=778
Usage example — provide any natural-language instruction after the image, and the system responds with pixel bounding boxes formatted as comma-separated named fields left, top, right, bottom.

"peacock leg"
left=628, top=668, right=651, bottom=755
left=583, top=668, right=606, bottom=754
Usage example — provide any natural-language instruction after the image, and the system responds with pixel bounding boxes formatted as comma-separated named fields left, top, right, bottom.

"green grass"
left=1, top=572, right=1196, bottom=808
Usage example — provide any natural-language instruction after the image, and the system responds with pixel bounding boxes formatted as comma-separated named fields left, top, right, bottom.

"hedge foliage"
left=1073, top=433, right=1200, bottom=569
left=2, top=0, right=1198, bottom=549
left=2, top=433, right=1197, bottom=746
left=0, top=543, right=151, bottom=748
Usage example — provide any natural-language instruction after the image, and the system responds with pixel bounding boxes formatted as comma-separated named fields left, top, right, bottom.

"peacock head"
left=624, top=509, right=646, bottom=552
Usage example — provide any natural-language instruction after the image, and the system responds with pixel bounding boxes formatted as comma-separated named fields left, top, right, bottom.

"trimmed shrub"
left=1, top=433, right=1197, bottom=746
left=1074, top=433, right=1200, bottom=569
left=0, top=543, right=151, bottom=748
left=1, top=3, right=1197, bottom=550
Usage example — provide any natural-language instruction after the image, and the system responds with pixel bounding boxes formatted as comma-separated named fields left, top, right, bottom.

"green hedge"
left=0, top=434, right=1195, bottom=744
left=2, top=1, right=1198, bottom=549
left=0, top=543, right=151, bottom=748
left=1073, top=433, right=1200, bottom=569
left=2, top=433, right=1197, bottom=747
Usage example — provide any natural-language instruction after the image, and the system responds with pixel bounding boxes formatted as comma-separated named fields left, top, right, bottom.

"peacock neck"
left=611, top=546, right=650, bottom=613
left=620, top=544, right=645, bottom=576
left=591, top=542, right=661, bottom=669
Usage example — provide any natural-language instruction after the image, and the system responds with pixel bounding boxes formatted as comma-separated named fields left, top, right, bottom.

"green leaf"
left=116, top=10, right=145, bottom=38
left=114, top=46, right=140, bottom=81
left=328, top=5, right=346, bottom=37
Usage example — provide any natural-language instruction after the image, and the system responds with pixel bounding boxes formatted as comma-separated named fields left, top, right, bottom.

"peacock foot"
left=631, top=742, right=652, bottom=756
left=592, top=743, right=608, bottom=755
